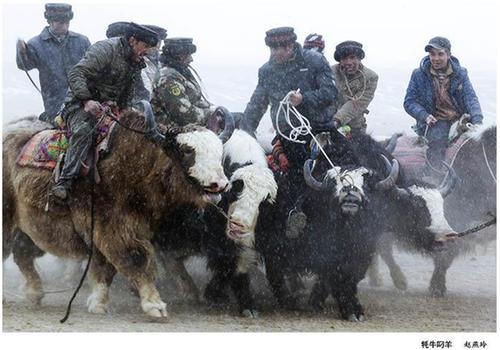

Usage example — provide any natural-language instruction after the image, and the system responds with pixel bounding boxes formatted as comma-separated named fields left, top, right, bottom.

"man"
left=106, top=22, right=167, bottom=101
left=16, top=3, right=91, bottom=124
left=331, top=41, right=378, bottom=135
left=404, top=36, right=483, bottom=168
left=241, top=27, right=356, bottom=237
left=50, top=22, right=159, bottom=201
left=303, top=33, right=325, bottom=54
left=151, top=38, right=214, bottom=126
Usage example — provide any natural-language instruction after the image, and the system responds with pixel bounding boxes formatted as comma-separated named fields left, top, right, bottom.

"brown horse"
left=3, top=111, right=228, bottom=318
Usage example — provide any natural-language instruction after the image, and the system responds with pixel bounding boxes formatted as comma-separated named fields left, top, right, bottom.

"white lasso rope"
left=274, top=89, right=337, bottom=172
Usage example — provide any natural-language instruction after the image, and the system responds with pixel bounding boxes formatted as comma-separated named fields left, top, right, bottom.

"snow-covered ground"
left=2, top=242, right=496, bottom=331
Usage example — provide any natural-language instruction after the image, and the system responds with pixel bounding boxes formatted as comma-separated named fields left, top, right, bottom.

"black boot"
left=50, top=179, right=73, bottom=201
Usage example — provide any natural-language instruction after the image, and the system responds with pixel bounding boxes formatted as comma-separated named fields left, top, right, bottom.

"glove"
left=271, top=139, right=289, bottom=172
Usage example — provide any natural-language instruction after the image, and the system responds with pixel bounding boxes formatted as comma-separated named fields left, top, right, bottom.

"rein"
left=60, top=176, right=96, bottom=323
left=104, top=108, right=148, bottom=135
left=456, top=213, right=496, bottom=238
left=481, top=142, right=496, bottom=183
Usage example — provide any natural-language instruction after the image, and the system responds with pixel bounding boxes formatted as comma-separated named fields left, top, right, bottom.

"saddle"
left=392, top=134, right=469, bottom=180
left=16, top=108, right=121, bottom=183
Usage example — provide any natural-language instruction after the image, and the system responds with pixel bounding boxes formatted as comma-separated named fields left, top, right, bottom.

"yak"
left=302, top=148, right=458, bottom=321
left=153, top=129, right=277, bottom=317
left=368, top=122, right=496, bottom=296
left=3, top=111, right=229, bottom=318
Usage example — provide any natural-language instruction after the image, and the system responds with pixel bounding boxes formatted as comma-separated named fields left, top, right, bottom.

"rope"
left=59, top=177, right=95, bottom=323
left=457, top=214, right=496, bottom=238
left=482, top=142, right=496, bottom=184
left=342, top=68, right=367, bottom=102
left=3, top=285, right=77, bottom=301
left=274, top=90, right=338, bottom=174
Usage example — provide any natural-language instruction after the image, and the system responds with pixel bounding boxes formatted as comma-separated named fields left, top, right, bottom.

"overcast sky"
left=1, top=0, right=497, bottom=127
left=2, top=0, right=497, bottom=67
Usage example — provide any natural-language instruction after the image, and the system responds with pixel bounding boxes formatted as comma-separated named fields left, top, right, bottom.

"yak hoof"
left=391, top=272, right=408, bottom=291
left=241, top=309, right=259, bottom=318
left=429, top=287, right=446, bottom=298
left=87, top=295, right=108, bottom=314
left=347, top=313, right=365, bottom=322
left=26, top=289, right=44, bottom=306
left=142, top=300, right=168, bottom=318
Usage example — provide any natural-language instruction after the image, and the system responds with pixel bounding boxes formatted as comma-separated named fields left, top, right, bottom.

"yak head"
left=389, top=164, right=459, bottom=243
left=303, top=155, right=400, bottom=216
left=162, top=124, right=228, bottom=202
left=223, top=164, right=277, bottom=244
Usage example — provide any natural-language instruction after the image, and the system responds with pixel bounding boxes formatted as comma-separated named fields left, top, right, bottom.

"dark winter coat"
left=404, top=56, right=483, bottom=135
left=16, top=27, right=91, bottom=121
left=63, top=37, right=146, bottom=114
left=241, top=43, right=338, bottom=136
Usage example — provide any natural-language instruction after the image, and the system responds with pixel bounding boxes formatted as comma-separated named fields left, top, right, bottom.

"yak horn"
left=375, top=155, right=400, bottom=191
left=214, top=106, right=235, bottom=144
left=303, top=159, right=328, bottom=191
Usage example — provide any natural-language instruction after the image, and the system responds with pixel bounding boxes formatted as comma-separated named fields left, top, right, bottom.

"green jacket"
left=151, top=66, right=213, bottom=126
left=64, top=37, right=145, bottom=114
left=332, top=63, right=378, bottom=131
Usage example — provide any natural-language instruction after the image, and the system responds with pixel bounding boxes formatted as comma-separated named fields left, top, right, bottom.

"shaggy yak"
left=3, top=111, right=229, bottom=318
left=302, top=149, right=458, bottom=321
left=368, top=122, right=496, bottom=297
left=153, top=129, right=277, bottom=317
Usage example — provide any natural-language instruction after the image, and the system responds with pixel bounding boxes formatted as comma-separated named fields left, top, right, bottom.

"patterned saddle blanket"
left=16, top=110, right=120, bottom=173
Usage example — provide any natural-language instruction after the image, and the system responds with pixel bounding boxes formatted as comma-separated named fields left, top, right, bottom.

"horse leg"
left=12, top=230, right=46, bottom=305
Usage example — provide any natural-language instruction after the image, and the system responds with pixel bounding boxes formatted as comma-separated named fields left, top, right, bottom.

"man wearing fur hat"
left=241, top=27, right=357, bottom=239
left=331, top=41, right=378, bottom=135
left=16, top=3, right=91, bottom=124
left=50, top=23, right=159, bottom=201
left=106, top=22, right=167, bottom=101
left=404, top=36, right=483, bottom=168
left=151, top=38, right=215, bottom=126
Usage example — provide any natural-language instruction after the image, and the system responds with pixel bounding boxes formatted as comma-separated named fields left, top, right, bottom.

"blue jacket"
left=16, top=27, right=91, bottom=121
left=241, top=44, right=338, bottom=136
left=404, top=56, right=483, bottom=135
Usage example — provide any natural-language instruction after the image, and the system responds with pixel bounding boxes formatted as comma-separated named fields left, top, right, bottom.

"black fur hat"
left=162, top=38, right=197, bottom=56
left=334, top=41, right=365, bottom=62
left=265, top=27, right=297, bottom=48
left=44, top=3, right=73, bottom=22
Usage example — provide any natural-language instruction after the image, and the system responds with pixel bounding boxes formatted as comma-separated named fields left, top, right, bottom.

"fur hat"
left=265, top=27, right=297, bottom=48
left=304, top=33, right=325, bottom=53
left=162, top=38, right=197, bottom=56
left=44, top=3, right=73, bottom=22
left=334, top=40, right=365, bottom=62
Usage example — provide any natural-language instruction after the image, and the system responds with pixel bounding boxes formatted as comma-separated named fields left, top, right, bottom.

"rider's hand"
left=289, top=91, right=303, bottom=107
left=277, top=153, right=289, bottom=172
left=426, top=114, right=437, bottom=125
left=84, top=100, right=103, bottom=116
left=16, top=39, right=27, bottom=54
